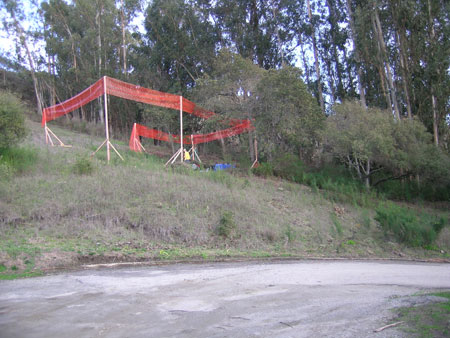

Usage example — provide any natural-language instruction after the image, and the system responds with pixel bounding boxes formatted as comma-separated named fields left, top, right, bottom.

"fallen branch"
left=374, top=321, right=405, bottom=332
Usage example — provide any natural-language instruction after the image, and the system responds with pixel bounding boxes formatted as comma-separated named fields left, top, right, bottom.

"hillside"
left=0, top=120, right=449, bottom=278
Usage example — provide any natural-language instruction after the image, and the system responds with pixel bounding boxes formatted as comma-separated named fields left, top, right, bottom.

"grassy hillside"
left=0, top=120, right=449, bottom=279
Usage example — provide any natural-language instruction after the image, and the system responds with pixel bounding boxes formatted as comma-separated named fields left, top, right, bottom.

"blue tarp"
left=213, top=163, right=235, bottom=171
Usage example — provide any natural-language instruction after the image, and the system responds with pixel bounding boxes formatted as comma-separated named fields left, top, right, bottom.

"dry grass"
left=0, top=120, right=449, bottom=276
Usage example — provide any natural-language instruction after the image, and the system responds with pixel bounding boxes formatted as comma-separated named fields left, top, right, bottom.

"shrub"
left=271, top=153, right=305, bottom=183
left=375, top=202, right=447, bottom=247
left=217, top=211, right=236, bottom=238
left=72, top=157, right=95, bottom=175
left=0, top=162, right=13, bottom=180
left=330, top=213, right=343, bottom=236
left=0, top=147, right=38, bottom=174
left=252, top=162, right=273, bottom=178
left=0, top=91, right=27, bottom=148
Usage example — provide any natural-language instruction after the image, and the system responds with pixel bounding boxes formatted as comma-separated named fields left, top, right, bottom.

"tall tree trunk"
left=373, top=3, right=401, bottom=121
left=325, top=59, right=336, bottom=105
left=391, top=4, right=413, bottom=119
left=396, top=31, right=412, bottom=119
left=96, top=4, right=104, bottom=124
left=96, top=5, right=102, bottom=78
left=345, top=0, right=366, bottom=107
left=326, top=0, right=344, bottom=100
left=427, top=0, right=439, bottom=146
left=10, top=11, right=42, bottom=115
left=307, top=0, right=325, bottom=113
left=271, top=3, right=285, bottom=67
left=249, top=0, right=262, bottom=67
left=299, top=35, right=311, bottom=86
left=371, top=15, right=392, bottom=111
left=120, top=0, right=127, bottom=76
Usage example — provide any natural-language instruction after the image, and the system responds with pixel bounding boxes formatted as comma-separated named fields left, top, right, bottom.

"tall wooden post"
left=180, top=96, right=183, bottom=162
left=104, top=76, right=111, bottom=162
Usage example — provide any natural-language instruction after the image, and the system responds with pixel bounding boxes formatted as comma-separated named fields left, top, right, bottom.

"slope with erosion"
left=0, top=120, right=449, bottom=278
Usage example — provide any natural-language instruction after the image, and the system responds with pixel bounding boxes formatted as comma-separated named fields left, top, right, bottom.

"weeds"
left=396, top=292, right=450, bottom=337
left=0, top=147, right=38, bottom=175
left=330, top=213, right=343, bottom=236
left=217, top=211, right=236, bottom=238
left=72, top=156, right=95, bottom=175
left=375, top=202, right=447, bottom=247
left=360, top=210, right=371, bottom=228
left=284, top=225, right=297, bottom=243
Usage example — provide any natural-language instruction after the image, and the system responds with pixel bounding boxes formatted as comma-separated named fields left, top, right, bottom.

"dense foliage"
left=375, top=202, right=447, bottom=247
left=0, top=91, right=27, bottom=148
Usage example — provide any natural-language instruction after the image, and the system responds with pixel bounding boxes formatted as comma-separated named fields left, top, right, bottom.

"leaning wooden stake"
left=44, top=123, right=72, bottom=147
left=251, top=139, right=258, bottom=168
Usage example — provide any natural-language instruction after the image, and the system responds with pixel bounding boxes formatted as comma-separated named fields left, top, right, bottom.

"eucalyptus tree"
left=1, top=0, right=43, bottom=114
left=42, top=0, right=123, bottom=122
left=116, top=0, right=141, bottom=76
left=141, top=0, right=219, bottom=93
left=212, top=0, right=297, bottom=69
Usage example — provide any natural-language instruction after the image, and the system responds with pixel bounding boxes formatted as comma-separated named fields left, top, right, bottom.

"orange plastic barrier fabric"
left=42, top=76, right=216, bottom=126
left=129, top=120, right=254, bottom=152
left=41, top=78, right=104, bottom=126
left=41, top=76, right=254, bottom=150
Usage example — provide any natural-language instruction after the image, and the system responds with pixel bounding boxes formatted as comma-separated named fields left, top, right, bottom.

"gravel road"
left=1, top=260, right=449, bottom=338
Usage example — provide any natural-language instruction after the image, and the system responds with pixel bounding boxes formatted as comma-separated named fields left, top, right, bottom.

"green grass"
left=0, top=272, right=44, bottom=280
left=396, top=292, right=450, bottom=337
left=0, top=146, right=38, bottom=176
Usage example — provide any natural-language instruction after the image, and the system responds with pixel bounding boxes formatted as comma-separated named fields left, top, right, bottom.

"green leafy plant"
left=72, top=156, right=94, bottom=175
left=284, top=224, right=297, bottom=243
left=252, top=162, right=273, bottom=178
left=375, top=202, right=447, bottom=247
left=330, top=213, right=343, bottom=236
left=0, top=147, right=38, bottom=175
left=217, top=211, right=236, bottom=238
left=0, top=91, right=27, bottom=148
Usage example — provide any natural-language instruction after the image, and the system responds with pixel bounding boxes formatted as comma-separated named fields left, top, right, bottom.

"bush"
left=271, top=153, right=305, bottom=183
left=72, top=157, right=95, bottom=175
left=0, top=147, right=38, bottom=175
left=252, top=162, right=273, bottom=178
left=375, top=202, right=447, bottom=247
left=0, top=91, right=27, bottom=148
left=217, top=211, right=236, bottom=238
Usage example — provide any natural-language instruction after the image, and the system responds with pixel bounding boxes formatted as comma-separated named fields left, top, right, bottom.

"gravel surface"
left=1, top=260, right=449, bottom=337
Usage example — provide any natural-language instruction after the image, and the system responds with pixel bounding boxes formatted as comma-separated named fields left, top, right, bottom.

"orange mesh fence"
left=41, top=76, right=254, bottom=150
left=42, top=76, right=216, bottom=126
left=130, top=120, right=254, bottom=152
left=41, top=78, right=104, bottom=126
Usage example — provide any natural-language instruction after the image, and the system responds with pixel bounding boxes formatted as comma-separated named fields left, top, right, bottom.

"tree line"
left=1, top=0, right=449, bottom=196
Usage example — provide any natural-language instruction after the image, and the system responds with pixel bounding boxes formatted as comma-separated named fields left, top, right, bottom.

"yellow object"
left=184, top=149, right=191, bottom=161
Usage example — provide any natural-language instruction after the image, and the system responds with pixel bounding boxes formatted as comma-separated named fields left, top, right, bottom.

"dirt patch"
left=33, top=250, right=79, bottom=271
left=0, top=251, right=26, bottom=270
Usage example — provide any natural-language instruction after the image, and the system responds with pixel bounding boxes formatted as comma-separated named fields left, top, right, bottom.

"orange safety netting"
left=42, top=76, right=216, bottom=126
left=41, top=78, right=104, bottom=126
left=129, top=120, right=254, bottom=152
left=41, top=76, right=254, bottom=150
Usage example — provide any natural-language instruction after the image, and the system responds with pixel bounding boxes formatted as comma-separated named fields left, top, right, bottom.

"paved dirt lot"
left=1, top=260, right=449, bottom=338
